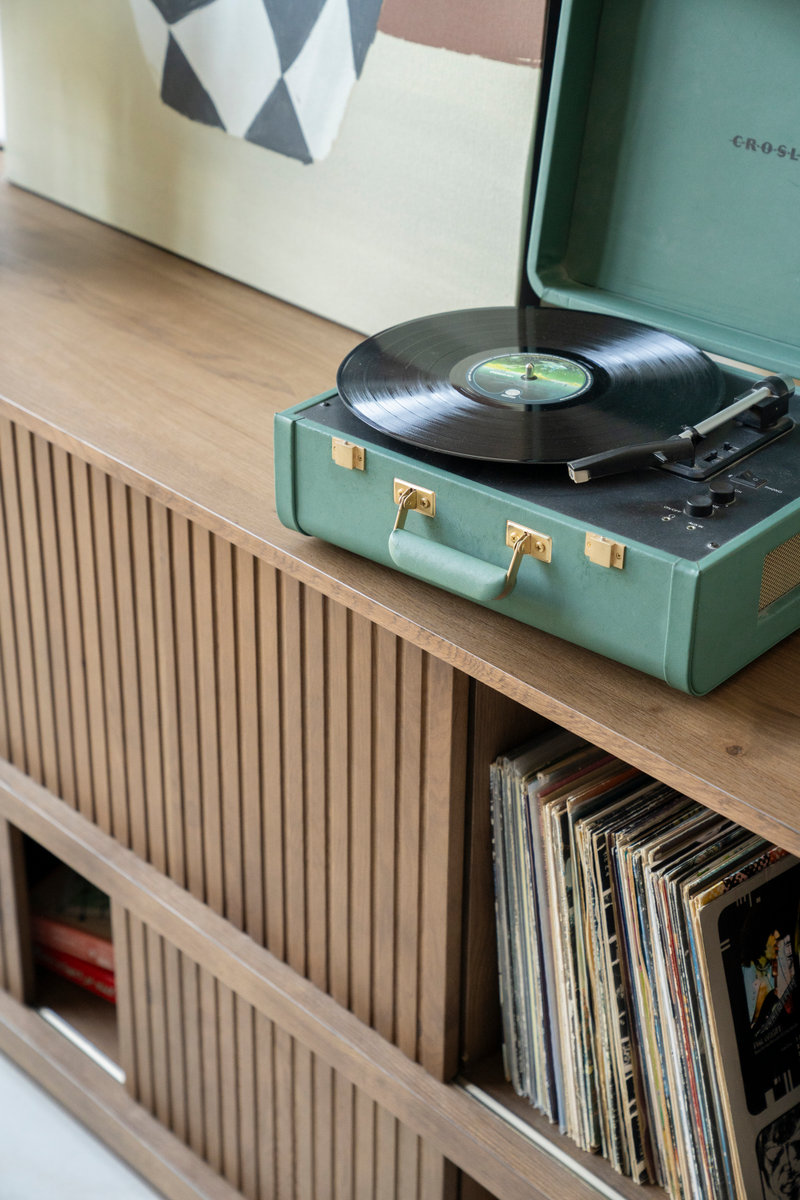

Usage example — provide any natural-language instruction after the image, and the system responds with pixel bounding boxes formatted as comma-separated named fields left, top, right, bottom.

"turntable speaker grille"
left=759, top=532, right=800, bottom=610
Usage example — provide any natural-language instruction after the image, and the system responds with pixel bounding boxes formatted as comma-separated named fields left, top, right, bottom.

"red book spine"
left=33, top=944, right=116, bottom=1004
left=30, top=915, right=114, bottom=971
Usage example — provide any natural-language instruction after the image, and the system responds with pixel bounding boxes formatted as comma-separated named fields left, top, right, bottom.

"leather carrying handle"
left=388, top=529, right=510, bottom=602
left=388, top=485, right=547, bottom=602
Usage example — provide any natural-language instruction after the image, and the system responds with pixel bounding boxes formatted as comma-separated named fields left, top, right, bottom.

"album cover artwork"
left=757, top=1101, right=800, bottom=1200
left=719, top=863, right=800, bottom=1116
left=697, top=855, right=800, bottom=1200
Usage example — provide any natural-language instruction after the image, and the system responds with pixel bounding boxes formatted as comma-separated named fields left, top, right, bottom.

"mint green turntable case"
left=275, top=0, right=800, bottom=695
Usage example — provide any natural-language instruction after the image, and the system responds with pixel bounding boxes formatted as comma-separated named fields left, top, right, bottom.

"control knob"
left=709, top=479, right=735, bottom=506
left=684, top=494, right=714, bottom=518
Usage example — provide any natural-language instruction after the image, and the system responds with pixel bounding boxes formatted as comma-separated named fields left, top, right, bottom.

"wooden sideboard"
left=0, top=171, right=797, bottom=1200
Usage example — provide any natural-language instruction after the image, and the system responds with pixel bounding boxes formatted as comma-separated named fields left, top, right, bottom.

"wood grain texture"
left=0, top=817, right=33, bottom=1003
left=418, top=661, right=469, bottom=1081
left=117, top=909, right=451, bottom=1200
left=0, top=757, right=646, bottom=1200
left=459, top=1175, right=498, bottom=1200
left=0, top=985, right=244, bottom=1200
left=0, top=179, right=793, bottom=850
left=111, top=899, right=137, bottom=1099
left=460, top=685, right=551, bottom=1068
left=0, top=417, right=469, bottom=1075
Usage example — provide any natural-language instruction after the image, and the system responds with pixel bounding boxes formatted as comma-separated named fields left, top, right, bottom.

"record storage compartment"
left=456, top=685, right=672, bottom=1200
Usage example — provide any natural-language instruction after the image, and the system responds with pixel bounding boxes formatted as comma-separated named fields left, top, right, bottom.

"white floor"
left=0, top=1050, right=163, bottom=1200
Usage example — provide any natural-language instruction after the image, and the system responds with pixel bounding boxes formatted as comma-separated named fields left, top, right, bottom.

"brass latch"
left=332, top=438, right=365, bottom=470
left=585, top=532, right=625, bottom=569
left=498, top=522, right=553, bottom=600
left=393, top=479, right=436, bottom=529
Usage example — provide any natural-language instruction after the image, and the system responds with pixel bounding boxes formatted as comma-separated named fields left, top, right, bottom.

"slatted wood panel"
left=0, top=420, right=469, bottom=1077
left=114, top=907, right=458, bottom=1200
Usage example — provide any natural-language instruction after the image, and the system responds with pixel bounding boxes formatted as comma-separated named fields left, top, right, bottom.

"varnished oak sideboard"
left=0, top=171, right=797, bottom=1200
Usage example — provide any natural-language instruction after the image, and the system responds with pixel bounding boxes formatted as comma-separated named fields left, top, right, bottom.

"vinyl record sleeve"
left=693, top=852, right=800, bottom=1200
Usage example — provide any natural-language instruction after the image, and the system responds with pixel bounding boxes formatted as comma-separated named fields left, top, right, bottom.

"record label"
left=456, top=352, right=593, bottom=405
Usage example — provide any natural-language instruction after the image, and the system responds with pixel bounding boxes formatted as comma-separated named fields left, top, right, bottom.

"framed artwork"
left=1, top=0, right=545, bottom=331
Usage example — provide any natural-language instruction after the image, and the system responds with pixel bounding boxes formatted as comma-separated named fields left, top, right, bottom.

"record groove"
left=337, top=308, right=725, bottom=463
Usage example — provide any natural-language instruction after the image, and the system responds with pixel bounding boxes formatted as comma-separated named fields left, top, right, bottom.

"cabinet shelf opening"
left=22, top=836, right=121, bottom=1080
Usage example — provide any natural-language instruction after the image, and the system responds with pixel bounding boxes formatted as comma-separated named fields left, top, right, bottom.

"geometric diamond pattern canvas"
left=129, top=0, right=383, bottom=162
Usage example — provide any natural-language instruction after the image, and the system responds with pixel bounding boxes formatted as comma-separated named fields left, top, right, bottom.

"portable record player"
left=274, top=0, right=800, bottom=696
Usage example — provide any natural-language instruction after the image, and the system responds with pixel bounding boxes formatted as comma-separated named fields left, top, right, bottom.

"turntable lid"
left=527, top=0, right=800, bottom=380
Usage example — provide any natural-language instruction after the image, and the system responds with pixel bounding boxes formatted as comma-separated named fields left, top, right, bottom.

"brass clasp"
left=393, top=479, right=436, bottom=531
left=496, top=522, right=552, bottom=599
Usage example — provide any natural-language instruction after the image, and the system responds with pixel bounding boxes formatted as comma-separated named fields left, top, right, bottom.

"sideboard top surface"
left=0, top=172, right=797, bottom=847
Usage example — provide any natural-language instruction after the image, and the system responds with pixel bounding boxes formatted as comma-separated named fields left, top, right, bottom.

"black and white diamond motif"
left=129, top=0, right=383, bottom=162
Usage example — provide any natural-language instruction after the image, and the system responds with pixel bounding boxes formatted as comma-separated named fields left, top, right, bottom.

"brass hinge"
left=332, top=438, right=365, bottom=470
left=585, top=532, right=625, bottom=569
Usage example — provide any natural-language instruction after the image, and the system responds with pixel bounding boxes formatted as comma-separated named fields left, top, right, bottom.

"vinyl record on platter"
left=337, top=307, right=725, bottom=463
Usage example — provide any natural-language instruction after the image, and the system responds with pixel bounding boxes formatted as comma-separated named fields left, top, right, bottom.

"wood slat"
left=71, top=455, right=111, bottom=832
left=354, top=1086, right=376, bottom=1200
left=280, top=572, right=306, bottom=978
left=273, top=1024, right=295, bottom=1197
left=213, top=537, right=242, bottom=931
left=0, top=429, right=24, bottom=773
left=350, top=613, right=374, bottom=1031
left=255, top=1010, right=276, bottom=1200
left=397, top=1121, right=420, bottom=1200
left=199, top=966, right=223, bottom=1176
left=164, top=939, right=188, bottom=1145
left=146, top=920, right=172, bottom=1129
left=304, top=584, right=328, bottom=995
left=236, top=547, right=263, bottom=947
left=172, top=513, right=205, bottom=903
left=111, top=899, right=137, bottom=1095
left=418, top=660, right=469, bottom=1081
left=217, top=980, right=240, bottom=1189
left=294, top=1040, right=315, bottom=1199
left=51, top=445, right=94, bottom=821
left=375, top=1103, right=398, bottom=1200
left=327, top=599, right=350, bottom=1013
left=128, top=911, right=154, bottom=1112
left=334, top=1071, right=355, bottom=1200
left=258, top=560, right=284, bottom=962
left=0, top=416, right=41, bottom=783
left=90, top=466, right=130, bottom=847
left=374, top=627, right=398, bottom=1045
left=182, top=953, right=206, bottom=1161
left=32, top=435, right=75, bottom=806
left=0, top=818, right=33, bottom=1003
left=235, top=993, right=258, bottom=1200
left=109, top=477, right=147, bottom=856
left=130, top=490, right=167, bottom=870
left=192, top=523, right=223, bottom=917
left=152, top=503, right=185, bottom=888
left=314, top=1056, right=335, bottom=1200
left=14, top=428, right=59, bottom=796
left=395, top=642, right=424, bottom=1063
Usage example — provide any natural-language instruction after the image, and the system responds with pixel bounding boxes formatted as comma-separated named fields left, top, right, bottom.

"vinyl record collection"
left=492, top=730, right=800, bottom=1200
